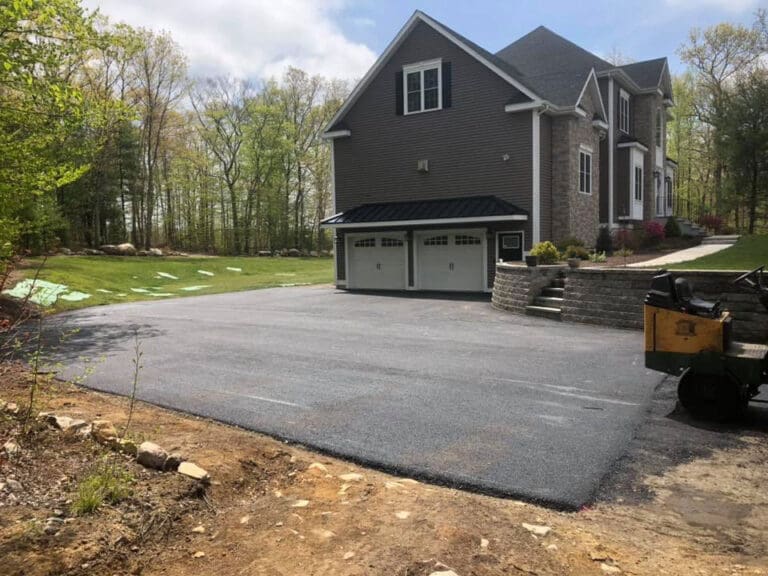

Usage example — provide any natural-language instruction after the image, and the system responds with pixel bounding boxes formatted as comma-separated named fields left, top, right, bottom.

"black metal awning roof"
left=321, top=195, right=528, bottom=228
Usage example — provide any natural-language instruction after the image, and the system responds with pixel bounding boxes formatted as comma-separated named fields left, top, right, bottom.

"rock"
left=44, top=518, right=62, bottom=535
left=343, top=551, right=355, bottom=560
left=239, top=515, right=250, bottom=524
left=311, top=528, right=335, bottom=539
left=257, top=251, right=272, bottom=257
left=6, top=479, right=23, bottom=492
left=76, top=424, right=92, bottom=439
left=177, top=461, right=210, bottom=483
left=3, top=440, right=20, bottom=456
left=307, top=462, right=328, bottom=472
left=148, top=248, right=163, bottom=257
left=480, top=538, right=489, bottom=549
left=53, top=509, right=64, bottom=517
left=600, top=564, right=621, bottom=574
left=136, top=250, right=149, bottom=257
left=287, top=248, right=301, bottom=257
left=83, top=248, right=105, bottom=256
left=291, top=499, right=310, bottom=508
left=191, top=525, right=206, bottom=534
left=100, top=243, right=136, bottom=256
left=547, top=544, right=558, bottom=551
left=395, top=511, right=411, bottom=520
left=429, top=571, right=459, bottom=576
left=338, top=473, right=364, bottom=482
left=91, top=420, right=118, bottom=443
left=522, top=523, right=552, bottom=537
left=60, top=247, right=72, bottom=255
left=47, top=415, right=88, bottom=433
left=192, top=551, right=206, bottom=559
left=309, top=251, right=318, bottom=257
left=164, top=452, right=183, bottom=471
left=5, top=402, right=19, bottom=415
left=137, top=442, right=168, bottom=470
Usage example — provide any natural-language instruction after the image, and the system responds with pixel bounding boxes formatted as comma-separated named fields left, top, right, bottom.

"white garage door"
left=347, top=234, right=406, bottom=290
left=416, top=230, right=485, bottom=292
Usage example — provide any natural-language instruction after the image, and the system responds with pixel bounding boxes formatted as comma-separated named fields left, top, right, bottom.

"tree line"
left=669, top=10, right=768, bottom=234
left=1, top=0, right=347, bottom=257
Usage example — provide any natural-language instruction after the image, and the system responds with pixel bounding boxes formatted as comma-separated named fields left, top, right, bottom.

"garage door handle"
left=376, top=263, right=381, bottom=270
left=449, top=262, right=454, bottom=271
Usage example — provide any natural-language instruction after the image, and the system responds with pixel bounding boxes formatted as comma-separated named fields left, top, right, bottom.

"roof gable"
left=323, top=11, right=541, bottom=136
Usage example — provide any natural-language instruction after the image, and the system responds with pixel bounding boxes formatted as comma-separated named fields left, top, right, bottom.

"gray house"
left=321, top=11, right=675, bottom=292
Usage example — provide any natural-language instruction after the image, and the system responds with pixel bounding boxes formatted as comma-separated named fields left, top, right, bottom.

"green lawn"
left=672, top=235, right=768, bottom=270
left=13, top=255, right=334, bottom=312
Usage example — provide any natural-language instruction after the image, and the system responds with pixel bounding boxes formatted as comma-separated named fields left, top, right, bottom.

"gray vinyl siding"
left=540, top=114, right=552, bottom=242
left=333, top=21, right=534, bottom=244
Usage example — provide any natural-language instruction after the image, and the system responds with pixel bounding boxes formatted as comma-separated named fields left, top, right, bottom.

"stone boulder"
left=257, top=251, right=272, bottom=257
left=83, top=248, right=105, bottom=256
left=287, top=248, right=301, bottom=257
left=178, top=461, right=210, bottom=483
left=60, top=247, right=72, bottom=255
left=91, top=419, right=118, bottom=443
left=148, top=247, right=163, bottom=257
left=45, top=414, right=88, bottom=433
left=137, top=441, right=168, bottom=470
left=100, top=243, right=136, bottom=256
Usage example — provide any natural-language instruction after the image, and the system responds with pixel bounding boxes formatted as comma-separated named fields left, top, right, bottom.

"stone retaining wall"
left=492, top=264, right=768, bottom=343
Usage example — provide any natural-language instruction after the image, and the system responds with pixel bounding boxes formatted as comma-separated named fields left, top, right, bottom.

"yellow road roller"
left=644, top=266, right=768, bottom=419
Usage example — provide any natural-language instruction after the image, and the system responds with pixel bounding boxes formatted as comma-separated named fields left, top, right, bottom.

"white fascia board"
left=576, top=69, right=608, bottom=122
left=618, top=141, right=649, bottom=153
left=596, top=69, right=641, bottom=94
left=321, top=214, right=528, bottom=229
left=663, top=98, right=674, bottom=107
left=592, top=119, right=609, bottom=131
left=504, top=101, right=546, bottom=113
left=323, top=11, right=543, bottom=134
left=321, top=130, right=351, bottom=140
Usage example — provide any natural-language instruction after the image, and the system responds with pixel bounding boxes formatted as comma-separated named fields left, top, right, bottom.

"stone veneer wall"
left=493, top=264, right=768, bottom=343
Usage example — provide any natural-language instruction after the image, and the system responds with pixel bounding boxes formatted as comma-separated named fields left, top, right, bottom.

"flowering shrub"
left=642, top=220, right=665, bottom=245
left=699, top=214, right=723, bottom=233
left=530, top=241, right=560, bottom=264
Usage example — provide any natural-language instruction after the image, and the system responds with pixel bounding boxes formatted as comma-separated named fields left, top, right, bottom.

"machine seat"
left=674, top=278, right=721, bottom=318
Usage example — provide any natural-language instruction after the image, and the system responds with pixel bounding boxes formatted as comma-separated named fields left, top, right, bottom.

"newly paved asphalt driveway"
left=52, top=286, right=662, bottom=508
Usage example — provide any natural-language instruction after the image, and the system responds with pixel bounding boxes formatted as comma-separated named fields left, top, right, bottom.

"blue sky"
left=337, top=0, right=763, bottom=73
left=85, top=0, right=763, bottom=80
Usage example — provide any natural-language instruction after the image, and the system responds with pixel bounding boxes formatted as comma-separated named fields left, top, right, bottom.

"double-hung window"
left=655, top=109, right=662, bottom=147
left=634, top=166, right=643, bottom=201
left=579, top=147, right=592, bottom=194
left=619, top=89, right=630, bottom=134
left=404, top=60, right=442, bottom=114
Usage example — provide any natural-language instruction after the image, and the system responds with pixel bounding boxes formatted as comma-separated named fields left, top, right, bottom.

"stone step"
left=534, top=296, right=564, bottom=308
left=701, top=235, right=740, bottom=245
left=525, top=305, right=562, bottom=321
left=550, top=278, right=566, bottom=288
left=541, top=287, right=564, bottom=298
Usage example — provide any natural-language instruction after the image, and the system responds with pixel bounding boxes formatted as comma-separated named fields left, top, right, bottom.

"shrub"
left=595, top=226, right=612, bottom=255
left=589, top=250, right=607, bottom=263
left=530, top=241, right=560, bottom=264
left=555, top=236, right=584, bottom=252
left=613, top=227, right=637, bottom=251
left=642, top=220, right=666, bottom=245
left=698, top=214, right=723, bottom=233
left=664, top=216, right=681, bottom=238
left=563, top=245, right=590, bottom=260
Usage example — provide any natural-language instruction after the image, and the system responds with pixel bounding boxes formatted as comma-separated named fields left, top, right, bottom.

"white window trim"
left=403, top=58, right=442, bottom=116
left=630, top=148, right=644, bottom=220
left=619, top=88, right=630, bottom=134
left=579, top=146, right=593, bottom=195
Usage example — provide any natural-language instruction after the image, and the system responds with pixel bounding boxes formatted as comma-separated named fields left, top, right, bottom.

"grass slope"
left=19, top=255, right=333, bottom=311
left=672, top=235, right=768, bottom=271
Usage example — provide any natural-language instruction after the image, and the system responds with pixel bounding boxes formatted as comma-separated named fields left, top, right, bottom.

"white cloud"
left=83, top=0, right=377, bottom=81
left=663, top=0, right=758, bottom=13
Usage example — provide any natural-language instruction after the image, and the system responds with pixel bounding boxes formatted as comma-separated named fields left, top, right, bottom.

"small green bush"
left=664, top=216, right=681, bottom=238
left=530, top=241, right=561, bottom=264
left=555, top=236, right=584, bottom=252
left=563, top=245, right=590, bottom=260
left=595, top=226, right=612, bottom=255
left=72, top=461, right=133, bottom=515
left=589, top=250, right=607, bottom=263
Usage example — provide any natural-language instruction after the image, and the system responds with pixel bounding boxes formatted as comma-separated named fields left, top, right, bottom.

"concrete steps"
left=525, top=276, right=565, bottom=321
left=701, top=235, right=740, bottom=245
left=673, top=217, right=707, bottom=237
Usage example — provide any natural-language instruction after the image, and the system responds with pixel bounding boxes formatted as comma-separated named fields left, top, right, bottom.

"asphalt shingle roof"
left=617, top=58, right=667, bottom=89
left=322, top=195, right=527, bottom=226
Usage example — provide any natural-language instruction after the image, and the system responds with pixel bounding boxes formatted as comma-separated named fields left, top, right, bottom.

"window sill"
left=404, top=106, right=443, bottom=116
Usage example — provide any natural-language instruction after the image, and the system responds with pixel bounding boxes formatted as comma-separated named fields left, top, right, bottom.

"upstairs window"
left=619, top=89, right=630, bottom=134
left=404, top=60, right=442, bottom=115
left=579, top=148, right=592, bottom=194
left=655, top=109, right=663, bottom=147
left=634, top=166, right=643, bottom=201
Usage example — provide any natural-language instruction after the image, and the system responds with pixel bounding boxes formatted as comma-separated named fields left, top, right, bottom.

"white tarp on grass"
left=197, top=270, right=215, bottom=276
left=2, top=279, right=89, bottom=306
left=156, top=272, right=179, bottom=280
left=180, top=285, right=212, bottom=291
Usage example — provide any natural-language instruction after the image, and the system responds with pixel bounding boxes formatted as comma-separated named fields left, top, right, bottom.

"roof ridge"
left=496, top=25, right=613, bottom=71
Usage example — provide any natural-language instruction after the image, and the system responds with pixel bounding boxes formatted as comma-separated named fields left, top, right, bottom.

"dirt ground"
left=1, top=363, right=767, bottom=576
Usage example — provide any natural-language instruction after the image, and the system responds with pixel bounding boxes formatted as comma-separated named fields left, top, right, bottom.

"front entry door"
left=497, top=232, right=523, bottom=262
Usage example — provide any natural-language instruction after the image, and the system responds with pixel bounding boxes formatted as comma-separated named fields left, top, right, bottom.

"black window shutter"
left=395, top=70, right=404, bottom=116
left=442, top=62, right=452, bottom=108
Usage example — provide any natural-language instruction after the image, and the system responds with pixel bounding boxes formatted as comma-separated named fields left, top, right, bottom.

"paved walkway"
left=628, top=243, right=733, bottom=268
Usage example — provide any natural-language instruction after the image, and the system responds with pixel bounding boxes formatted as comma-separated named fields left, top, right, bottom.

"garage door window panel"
left=354, top=238, right=376, bottom=248
left=455, top=234, right=481, bottom=245
left=381, top=237, right=404, bottom=247
left=424, top=235, right=448, bottom=246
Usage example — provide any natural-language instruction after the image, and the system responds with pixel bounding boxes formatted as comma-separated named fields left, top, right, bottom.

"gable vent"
left=417, top=159, right=429, bottom=173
